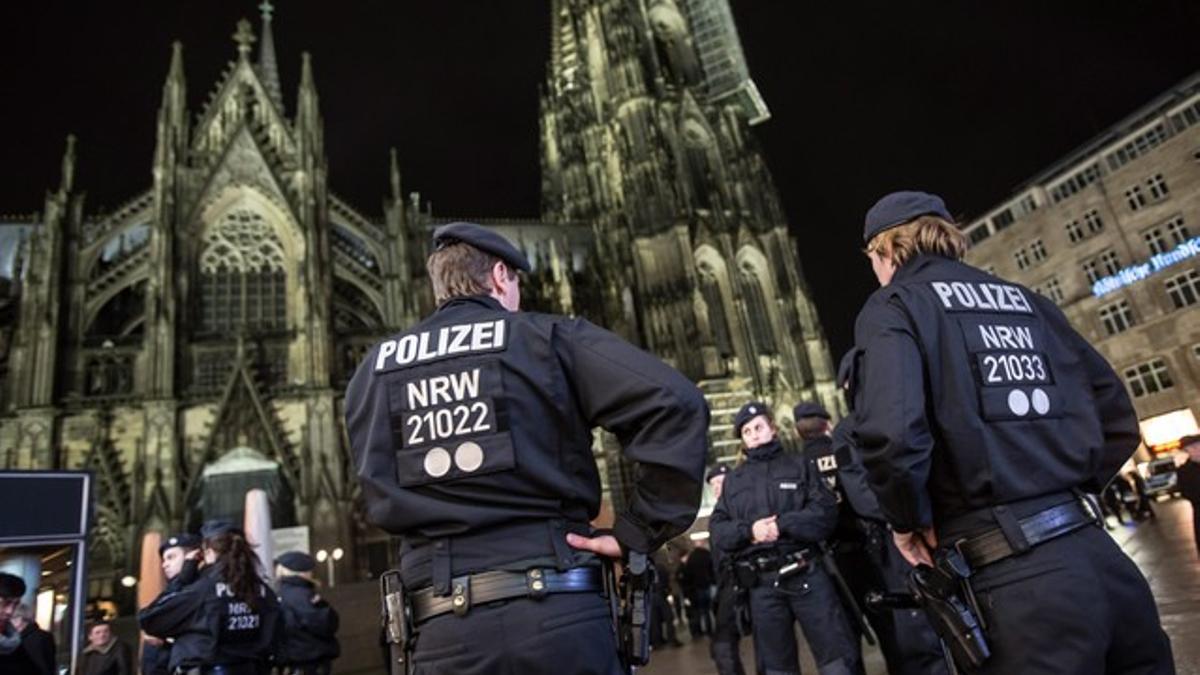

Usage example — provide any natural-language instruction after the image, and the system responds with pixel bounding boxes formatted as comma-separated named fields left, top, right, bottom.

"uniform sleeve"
left=776, top=459, right=838, bottom=543
left=853, top=295, right=935, bottom=532
left=1066, top=318, right=1141, bottom=492
left=708, top=479, right=752, bottom=552
left=344, top=346, right=405, bottom=532
left=138, top=583, right=204, bottom=639
left=557, top=319, right=709, bottom=554
left=831, top=421, right=885, bottom=521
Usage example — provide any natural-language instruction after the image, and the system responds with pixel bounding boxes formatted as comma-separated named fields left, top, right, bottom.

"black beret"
left=432, top=222, right=532, bottom=273
left=733, top=401, right=771, bottom=435
left=0, top=571, right=26, bottom=599
left=705, top=464, right=731, bottom=483
left=1180, top=434, right=1200, bottom=449
left=159, top=533, right=201, bottom=556
left=864, top=191, right=953, bottom=243
left=275, top=551, right=316, bottom=572
left=793, top=401, right=831, bottom=421
left=200, top=519, right=242, bottom=540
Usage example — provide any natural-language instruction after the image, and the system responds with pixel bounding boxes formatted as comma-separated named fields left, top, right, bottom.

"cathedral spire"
left=233, top=18, right=255, bottom=60
left=161, top=41, right=188, bottom=130
left=295, top=52, right=323, bottom=156
left=59, top=133, right=76, bottom=195
left=257, top=0, right=284, bottom=111
left=389, top=147, right=402, bottom=203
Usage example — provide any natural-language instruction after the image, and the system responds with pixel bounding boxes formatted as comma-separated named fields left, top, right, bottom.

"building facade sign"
left=1093, top=235, right=1200, bottom=297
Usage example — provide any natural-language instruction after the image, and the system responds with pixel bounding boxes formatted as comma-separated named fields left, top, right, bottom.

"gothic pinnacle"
left=60, top=133, right=77, bottom=195
left=390, top=147, right=402, bottom=202
left=233, top=18, right=255, bottom=59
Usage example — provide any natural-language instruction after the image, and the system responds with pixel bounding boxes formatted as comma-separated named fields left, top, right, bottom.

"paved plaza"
left=643, top=498, right=1200, bottom=675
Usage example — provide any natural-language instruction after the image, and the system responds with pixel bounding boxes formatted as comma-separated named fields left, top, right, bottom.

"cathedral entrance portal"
left=189, top=445, right=296, bottom=531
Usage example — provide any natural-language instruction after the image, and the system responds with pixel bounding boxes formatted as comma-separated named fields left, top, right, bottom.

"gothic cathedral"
left=0, top=1, right=837, bottom=603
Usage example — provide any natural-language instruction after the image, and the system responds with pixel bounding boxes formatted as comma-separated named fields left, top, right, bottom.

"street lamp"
left=315, top=548, right=345, bottom=587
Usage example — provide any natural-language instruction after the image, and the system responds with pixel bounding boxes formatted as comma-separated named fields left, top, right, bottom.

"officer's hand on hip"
left=751, top=515, right=779, bottom=544
left=893, top=528, right=937, bottom=567
left=566, top=533, right=623, bottom=559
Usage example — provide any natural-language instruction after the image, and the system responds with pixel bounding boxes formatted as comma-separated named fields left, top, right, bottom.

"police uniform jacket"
left=709, top=440, right=837, bottom=557
left=346, top=295, right=708, bottom=581
left=141, top=559, right=200, bottom=675
left=276, top=576, right=339, bottom=665
left=851, top=254, right=1139, bottom=533
left=805, top=429, right=886, bottom=544
left=138, top=563, right=280, bottom=670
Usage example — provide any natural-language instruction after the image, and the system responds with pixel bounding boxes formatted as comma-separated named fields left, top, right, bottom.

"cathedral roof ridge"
left=328, top=193, right=386, bottom=238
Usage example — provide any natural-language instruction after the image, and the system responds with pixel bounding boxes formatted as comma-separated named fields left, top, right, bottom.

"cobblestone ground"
left=643, top=498, right=1200, bottom=675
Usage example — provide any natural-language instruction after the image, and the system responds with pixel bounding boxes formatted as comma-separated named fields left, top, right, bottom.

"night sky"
left=1, top=1, right=1198, bottom=357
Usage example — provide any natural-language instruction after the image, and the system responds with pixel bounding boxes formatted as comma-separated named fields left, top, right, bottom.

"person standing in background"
left=1176, top=435, right=1200, bottom=557
left=274, top=551, right=340, bottom=675
left=12, top=604, right=56, bottom=675
left=78, top=622, right=132, bottom=675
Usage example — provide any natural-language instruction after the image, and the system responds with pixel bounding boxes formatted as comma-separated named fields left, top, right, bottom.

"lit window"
left=1098, top=300, right=1135, bottom=336
left=1165, top=269, right=1200, bottom=309
left=1123, top=358, right=1174, bottom=398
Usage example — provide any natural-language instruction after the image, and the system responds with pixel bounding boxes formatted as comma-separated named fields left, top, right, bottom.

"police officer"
left=139, top=520, right=281, bottom=675
left=852, top=191, right=1174, bottom=673
left=345, top=222, right=709, bottom=674
left=142, top=533, right=202, bottom=675
left=274, top=552, right=339, bottom=675
left=709, top=402, right=863, bottom=675
left=796, top=398, right=947, bottom=675
left=705, top=464, right=746, bottom=675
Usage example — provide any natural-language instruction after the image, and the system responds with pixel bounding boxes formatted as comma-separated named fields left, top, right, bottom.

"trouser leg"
left=748, top=583, right=800, bottom=675
left=710, top=581, right=746, bottom=675
left=784, top=566, right=864, bottom=675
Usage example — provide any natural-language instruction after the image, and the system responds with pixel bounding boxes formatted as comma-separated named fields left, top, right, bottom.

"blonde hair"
left=426, top=243, right=514, bottom=305
left=865, top=215, right=968, bottom=267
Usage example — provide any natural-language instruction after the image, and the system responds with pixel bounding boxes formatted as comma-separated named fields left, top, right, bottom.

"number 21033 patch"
left=957, top=317, right=1062, bottom=421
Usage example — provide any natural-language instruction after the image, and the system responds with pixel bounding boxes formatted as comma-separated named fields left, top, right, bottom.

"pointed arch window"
left=699, top=271, right=734, bottom=357
left=198, top=209, right=287, bottom=334
left=740, top=268, right=777, bottom=355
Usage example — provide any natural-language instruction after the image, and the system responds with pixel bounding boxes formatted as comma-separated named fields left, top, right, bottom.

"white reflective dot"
left=1007, top=389, right=1030, bottom=416
left=1031, top=388, right=1050, bottom=415
left=455, top=442, right=484, bottom=473
left=749, top=406, right=757, bottom=414
left=423, top=447, right=452, bottom=477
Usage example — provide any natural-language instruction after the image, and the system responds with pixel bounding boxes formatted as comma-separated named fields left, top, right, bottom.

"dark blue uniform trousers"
left=410, top=591, right=623, bottom=675
left=969, top=525, right=1173, bottom=674
left=710, top=579, right=747, bottom=675
left=747, top=565, right=863, bottom=675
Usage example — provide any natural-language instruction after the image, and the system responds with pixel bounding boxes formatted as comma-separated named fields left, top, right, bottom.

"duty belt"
left=736, top=546, right=816, bottom=575
left=954, top=498, right=1099, bottom=569
left=410, top=566, right=603, bottom=624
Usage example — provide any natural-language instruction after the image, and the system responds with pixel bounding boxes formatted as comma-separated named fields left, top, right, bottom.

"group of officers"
left=340, top=197, right=1176, bottom=675
left=135, top=521, right=339, bottom=675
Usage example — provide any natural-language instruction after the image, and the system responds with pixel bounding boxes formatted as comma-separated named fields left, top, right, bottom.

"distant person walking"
left=1177, top=435, right=1200, bottom=557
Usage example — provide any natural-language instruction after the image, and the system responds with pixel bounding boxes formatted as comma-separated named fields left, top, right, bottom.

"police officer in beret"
left=797, top=395, right=947, bottom=675
left=274, top=552, right=339, bottom=675
left=852, top=191, right=1174, bottom=673
left=141, top=533, right=202, bottom=675
left=345, top=222, right=709, bottom=673
left=705, top=464, right=746, bottom=675
left=709, top=402, right=863, bottom=675
left=139, top=520, right=281, bottom=675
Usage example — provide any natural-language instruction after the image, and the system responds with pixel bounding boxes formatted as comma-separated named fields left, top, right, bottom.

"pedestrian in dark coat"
left=275, top=552, right=340, bottom=675
left=77, top=622, right=132, bottom=675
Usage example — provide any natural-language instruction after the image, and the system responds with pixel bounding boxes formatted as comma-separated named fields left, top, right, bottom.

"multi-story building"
left=0, top=0, right=835, bottom=606
left=962, top=71, right=1200, bottom=452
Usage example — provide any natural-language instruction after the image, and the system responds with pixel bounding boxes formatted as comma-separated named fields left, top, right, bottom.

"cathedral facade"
left=0, top=0, right=836, bottom=604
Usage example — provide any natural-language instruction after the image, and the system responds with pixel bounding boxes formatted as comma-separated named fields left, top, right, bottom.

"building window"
left=1165, top=269, right=1200, bottom=309
left=1030, top=239, right=1047, bottom=262
left=1125, top=185, right=1146, bottom=211
left=967, top=225, right=990, bottom=245
left=1123, top=358, right=1174, bottom=398
left=1084, top=209, right=1104, bottom=234
left=1194, top=343, right=1200, bottom=360
left=1065, top=220, right=1084, bottom=244
left=1098, top=300, right=1135, bottom=336
left=1083, top=259, right=1102, bottom=285
left=1144, top=227, right=1168, bottom=256
left=1049, top=162, right=1102, bottom=204
left=739, top=270, right=777, bottom=355
left=1099, top=250, right=1121, bottom=275
left=1147, top=173, right=1170, bottom=201
left=993, top=209, right=1015, bottom=231
left=1014, top=248, right=1030, bottom=270
left=197, top=208, right=289, bottom=335
left=1105, top=122, right=1169, bottom=171
left=1165, top=215, right=1190, bottom=245
left=1036, top=276, right=1065, bottom=304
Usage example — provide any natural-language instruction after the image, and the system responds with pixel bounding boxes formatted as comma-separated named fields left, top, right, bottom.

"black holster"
left=604, top=552, right=656, bottom=671
left=381, top=570, right=415, bottom=675
left=908, top=549, right=990, bottom=672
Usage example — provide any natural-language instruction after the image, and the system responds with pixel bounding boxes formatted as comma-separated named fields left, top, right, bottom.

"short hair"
left=866, top=215, right=968, bottom=267
left=0, top=572, right=26, bottom=599
left=794, top=416, right=831, bottom=440
left=426, top=242, right=515, bottom=305
left=88, top=620, right=111, bottom=633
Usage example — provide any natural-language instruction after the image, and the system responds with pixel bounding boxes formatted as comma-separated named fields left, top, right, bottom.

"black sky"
left=1, top=1, right=1198, bottom=357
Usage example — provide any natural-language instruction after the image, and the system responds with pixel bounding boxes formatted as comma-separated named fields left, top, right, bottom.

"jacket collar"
left=745, top=439, right=783, bottom=462
left=436, top=295, right=505, bottom=313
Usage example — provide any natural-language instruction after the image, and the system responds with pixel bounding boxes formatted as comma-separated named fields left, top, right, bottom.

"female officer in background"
left=139, top=521, right=280, bottom=675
